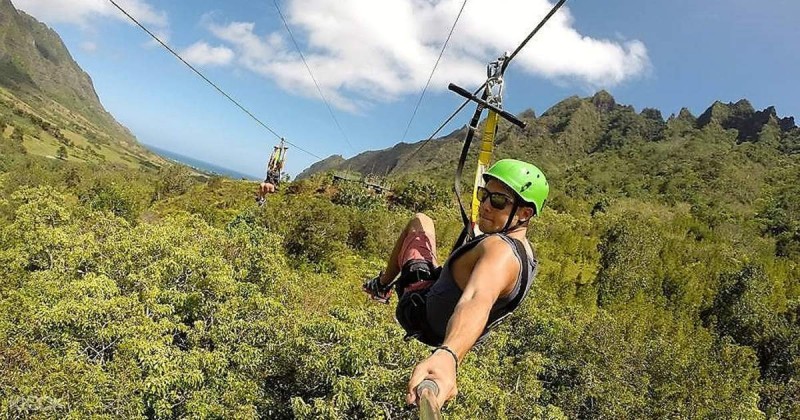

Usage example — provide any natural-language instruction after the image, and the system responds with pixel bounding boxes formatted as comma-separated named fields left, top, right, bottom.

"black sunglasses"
left=476, top=186, right=514, bottom=210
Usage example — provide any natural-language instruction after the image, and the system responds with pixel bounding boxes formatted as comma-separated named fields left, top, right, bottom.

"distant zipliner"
left=256, top=138, right=287, bottom=205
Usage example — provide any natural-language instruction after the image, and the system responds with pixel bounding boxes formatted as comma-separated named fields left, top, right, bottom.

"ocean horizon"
left=144, top=144, right=260, bottom=181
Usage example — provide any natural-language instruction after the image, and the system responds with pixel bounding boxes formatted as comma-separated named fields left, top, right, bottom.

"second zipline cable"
left=106, top=0, right=326, bottom=161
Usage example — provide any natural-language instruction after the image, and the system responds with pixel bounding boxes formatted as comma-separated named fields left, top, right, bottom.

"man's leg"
left=379, top=213, right=438, bottom=286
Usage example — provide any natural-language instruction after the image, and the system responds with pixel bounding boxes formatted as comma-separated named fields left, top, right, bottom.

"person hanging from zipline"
left=363, top=159, right=549, bottom=409
left=256, top=139, right=288, bottom=204
left=360, top=0, right=566, bottom=408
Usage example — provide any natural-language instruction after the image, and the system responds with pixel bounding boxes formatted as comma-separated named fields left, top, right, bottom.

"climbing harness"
left=267, top=138, right=288, bottom=184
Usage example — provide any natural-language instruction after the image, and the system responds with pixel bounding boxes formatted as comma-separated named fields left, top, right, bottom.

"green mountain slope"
left=0, top=0, right=165, bottom=170
left=302, top=91, right=797, bottom=179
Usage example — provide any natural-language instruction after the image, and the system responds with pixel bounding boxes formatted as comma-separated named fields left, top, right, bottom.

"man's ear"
left=518, top=206, right=535, bottom=223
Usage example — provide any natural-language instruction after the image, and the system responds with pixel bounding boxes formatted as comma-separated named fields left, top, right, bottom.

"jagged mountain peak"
left=541, top=95, right=583, bottom=118
left=676, top=107, right=696, bottom=122
left=299, top=94, right=797, bottom=178
left=697, top=99, right=796, bottom=141
left=591, top=90, right=617, bottom=113
left=640, top=108, right=664, bottom=122
left=518, top=108, right=537, bottom=120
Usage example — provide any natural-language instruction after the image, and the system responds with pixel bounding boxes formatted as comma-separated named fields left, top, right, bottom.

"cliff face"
left=696, top=99, right=796, bottom=141
left=0, top=0, right=136, bottom=144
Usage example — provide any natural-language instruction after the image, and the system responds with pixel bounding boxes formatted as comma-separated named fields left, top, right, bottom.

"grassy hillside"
left=303, top=92, right=799, bottom=231
left=0, top=86, right=166, bottom=170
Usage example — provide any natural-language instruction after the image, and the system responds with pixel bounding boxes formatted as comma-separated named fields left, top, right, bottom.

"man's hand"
left=257, top=182, right=276, bottom=197
left=406, top=350, right=458, bottom=409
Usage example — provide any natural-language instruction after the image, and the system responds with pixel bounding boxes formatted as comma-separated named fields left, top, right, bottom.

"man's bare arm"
left=441, top=237, right=520, bottom=361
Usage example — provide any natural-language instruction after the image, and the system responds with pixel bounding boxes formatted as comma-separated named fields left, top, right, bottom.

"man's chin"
left=477, top=221, right=500, bottom=234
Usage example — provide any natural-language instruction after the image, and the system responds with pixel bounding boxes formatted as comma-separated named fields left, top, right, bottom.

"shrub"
left=392, top=179, right=451, bottom=213
left=331, top=182, right=385, bottom=211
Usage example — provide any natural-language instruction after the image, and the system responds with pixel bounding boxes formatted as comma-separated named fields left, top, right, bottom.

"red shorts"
left=398, top=229, right=438, bottom=268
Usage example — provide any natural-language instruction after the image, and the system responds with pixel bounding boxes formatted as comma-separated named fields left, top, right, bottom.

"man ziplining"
left=367, top=0, right=567, bottom=409
left=363, top=159, right=549, bottom=409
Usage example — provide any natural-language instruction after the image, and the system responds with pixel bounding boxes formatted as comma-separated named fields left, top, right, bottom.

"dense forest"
left=2, top=84, right=799, bottom=419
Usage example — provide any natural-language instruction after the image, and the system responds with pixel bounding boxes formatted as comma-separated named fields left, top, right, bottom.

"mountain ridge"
left=0, top=0, right=120, bottom=133
left=299, top=91, right=798, bottom=180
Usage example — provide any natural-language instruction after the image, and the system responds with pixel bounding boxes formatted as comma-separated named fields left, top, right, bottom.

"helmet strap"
left=501, top=202, right=520, bottom=233
left=501, top=202, right=537, bottom=234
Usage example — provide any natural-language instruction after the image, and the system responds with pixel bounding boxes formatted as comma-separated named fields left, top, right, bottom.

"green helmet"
left=483, top=159, right=549, bottom=215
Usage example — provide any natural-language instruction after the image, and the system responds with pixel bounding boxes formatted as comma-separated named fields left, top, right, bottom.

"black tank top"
left=424, top=233, right=537, bottom=342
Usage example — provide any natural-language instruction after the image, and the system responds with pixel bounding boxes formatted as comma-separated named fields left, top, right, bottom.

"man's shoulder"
left=467, top=235, right=522, bottom=294
left=474, top=234, right=519, bottom=259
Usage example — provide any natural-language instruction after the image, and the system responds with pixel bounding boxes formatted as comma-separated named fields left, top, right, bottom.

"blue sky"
left=12, top=0, right=800, bottom=178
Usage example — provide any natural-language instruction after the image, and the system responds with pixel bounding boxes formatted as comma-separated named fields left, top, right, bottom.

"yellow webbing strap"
left=469, top=110, right=499, bottom=234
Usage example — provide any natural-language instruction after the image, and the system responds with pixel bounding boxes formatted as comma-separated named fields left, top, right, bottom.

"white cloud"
left=16, top=0, right=171, bottom=56
left=17, top=0, right=649, bottom=112
left=180, top=42, right=235, bottom=67
left=197, top=0, right=650, bottom=112
left=13, top=0, right=167, bottom=30
left=80, top=41, right=97, bottom=52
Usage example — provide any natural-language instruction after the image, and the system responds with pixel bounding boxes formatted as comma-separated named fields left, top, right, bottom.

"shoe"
left=362, top=273, right=392, bottom=304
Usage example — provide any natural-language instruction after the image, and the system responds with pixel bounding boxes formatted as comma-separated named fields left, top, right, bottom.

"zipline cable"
left=106, top=0, right=325, bottom=161
left=272, top=0, right=357, bottom=156
left=399, top=0, right=469, bottom=144
left=503, top=0, right=567, bottom=71
left=391, top=93, right=475, bottom=174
